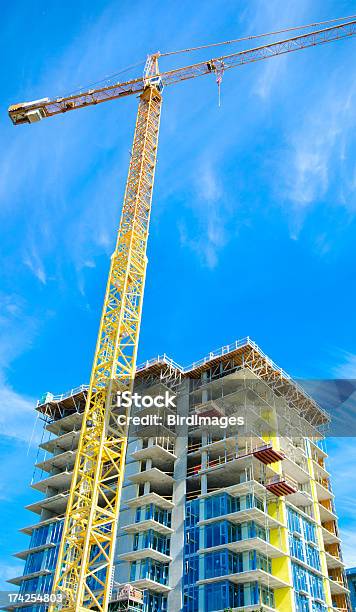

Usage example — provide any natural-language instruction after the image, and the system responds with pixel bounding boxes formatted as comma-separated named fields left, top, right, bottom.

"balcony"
left=285, top=482, right=313, bottom=509
left=188, top=433, right=266, bottom=456
left=318, top=500, right=337, bottom=522
left=26, top=491, right=69, bottom=515
left=199, top=506, right=284, bottom=530
left=325, top=550, right=345, bottom=570
left=129, top=558, right=171, bottom=594
left=314, top=476, right=334, bottom=502
left=129, top=467, right=174, bottom=492
left=321, top=522, right=341, bottom=546
left=129, top=578, right=170, bottom=594
left=281, top=454, right=310, bottom=485
left=123, top=520, right=173, bottom=536
left=20, top=516, right=63, bottom=536
left=36, top=449, right=76, bottom=473
left=131, top=442, right=176, bottom=469
left=198, top=569, right=289, bottom=590
left=199, top=536, right=284, bottom=559
left=264, top=474, right=298, bottom=497
left=280, top=437, right=306, bottom=457
left=192, top=400, right=225, bottom=419
left=126, top=492, right=174, bottom=510
left=31, top=470, right=72, bottom=493
left=312, top=457, right=329, bottom=480
left=187, top=450, right=277, bottom=489
left=14, top=542, right=56, bottom=561
left=119, top=548, right=172, bottom=564
left=46, top=411, right=83, bottom=435
left=309, top=438, right=327, bottom=459
left=328, top=571, right=349, bottom=596
left=7, top=568, right=52, bottom=586
left=40, top=429, right=80, bottom=453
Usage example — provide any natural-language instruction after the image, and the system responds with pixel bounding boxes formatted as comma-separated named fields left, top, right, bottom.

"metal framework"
left=49, top=85, right=162, bottom=611
left=8, top=19, right=356, bottom=125
left=8, top=15, right=356, bottom=612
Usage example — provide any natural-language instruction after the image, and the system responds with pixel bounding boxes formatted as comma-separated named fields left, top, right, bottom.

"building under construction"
left=9, top=337, right=350, bottom=611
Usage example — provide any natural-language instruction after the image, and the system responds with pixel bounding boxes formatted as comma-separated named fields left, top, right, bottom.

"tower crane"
left=8, top=16, right=356, bottom=612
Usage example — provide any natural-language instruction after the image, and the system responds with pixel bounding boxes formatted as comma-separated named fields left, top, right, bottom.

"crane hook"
left=216, top=63, right=224, bottom=107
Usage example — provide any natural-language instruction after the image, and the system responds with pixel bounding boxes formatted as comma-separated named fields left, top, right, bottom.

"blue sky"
left=1, top=0, right=356, bottom=586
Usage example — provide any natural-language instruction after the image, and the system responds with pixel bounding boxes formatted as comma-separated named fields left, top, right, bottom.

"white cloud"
left=179, top=159, right=228, bottom=269
left=338, top=527, right=356, bottom=567
left=0, top=294, right=38, bottom=444
left=253, top=54, right=287, bottom=101
left=250, top=0, right=308, bottom=100
left=327, top=437, right=356, bottom=567
left=23, top=246, right=47, bottom=285
left=0, top=383, right=38, bottom=444
left=333, top=351, right=356, bottom=379
left=0, top=563, right=23, bottom=582
left=276, top=75, right=356, bottom=239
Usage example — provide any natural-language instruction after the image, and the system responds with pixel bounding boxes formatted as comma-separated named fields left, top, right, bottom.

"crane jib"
left=8, top=18, right=356, bottom=126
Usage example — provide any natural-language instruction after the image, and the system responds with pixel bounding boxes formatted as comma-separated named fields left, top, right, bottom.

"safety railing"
left=37, top=385, right=89, bottom=407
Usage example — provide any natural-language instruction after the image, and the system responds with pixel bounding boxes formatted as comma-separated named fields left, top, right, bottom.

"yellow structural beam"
left=50, top=84, right=162, bottom=612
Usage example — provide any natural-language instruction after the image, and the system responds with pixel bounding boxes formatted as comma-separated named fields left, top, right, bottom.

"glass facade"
left=143, top=592, right=167, bottom=612
left=288, top=506, right=325, bottom=609
left=183, top=499, right=199, bottom=612
left=204, top=549, right=271, bottom=579
left=133, top=529, right=170, bottom=556
left=130, top=559, right=169, bottom=585
left=18, top=520, right=64, bottom=599
left=29, top=520, right=63, bottom=549
left=205, top=519, right=267, bottom=548
left=204, top=492, right=263, bottom=520
left=135, top=504, right=171, bottom=527
left=203, top=581, right=274, bottom=611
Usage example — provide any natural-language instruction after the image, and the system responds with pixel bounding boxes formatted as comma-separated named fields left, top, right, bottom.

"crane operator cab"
left=144, top=75, right=163, bottom=92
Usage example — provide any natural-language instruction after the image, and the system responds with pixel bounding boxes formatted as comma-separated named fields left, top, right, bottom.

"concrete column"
left=167, top=379, right=189, bottom=612
left=201, top=449, right=208, bottom=470
left=201, top=473, right=207, bottom=495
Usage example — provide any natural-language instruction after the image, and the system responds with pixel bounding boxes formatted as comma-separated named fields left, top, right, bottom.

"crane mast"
left=50, top=82, right=162, bottom=611
left=7, top=15, right=356, bottom=612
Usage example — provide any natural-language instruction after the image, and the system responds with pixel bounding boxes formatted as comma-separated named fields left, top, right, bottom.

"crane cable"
left=158, top=13, right=356, bottom=58
left=51, top=14, right=356, bottom=102
left=60, top=58, right=146, bottom=99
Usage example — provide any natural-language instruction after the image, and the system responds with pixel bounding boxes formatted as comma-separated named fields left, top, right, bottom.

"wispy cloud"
left=276, top=75, right=356, bottom=239
left=251, top=0, right=308, bottom=100
left=0, top=563, right=23, bottom=583
left=0, top=294, right=38, bottom=444
left=333, top=350, right=356, bottom=379
left=327, top=437, right=356, bottom=566
left=23, top=243, right=47, bottom=285
left=179, top=159, right=229, bottom=268
left=0, top=384, right=37, bottom=443
left=253, top=54, right=287, bottom=101
left=338, top=528, right=356, bottom=567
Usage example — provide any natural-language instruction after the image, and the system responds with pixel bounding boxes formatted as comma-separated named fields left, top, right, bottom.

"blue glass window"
left=204, top=493, right=239, bottom=519
left=295, top=592, right=309, bottom=611
left=130, top=559, right=169, bottom=585
left=287, top=508, right=302, bottom=534
left=303, top=518, right=316, bottom=544
left=135, top=504, right=171, bottom=527
left=292, top=562, right=308, bottom=593
left=306, top=544, right=321, bottom=571
left=289, top=534, right=305, bottom=562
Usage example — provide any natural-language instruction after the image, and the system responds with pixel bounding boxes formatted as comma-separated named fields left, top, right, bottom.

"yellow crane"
left=8, top=15, right=356, bottom=612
